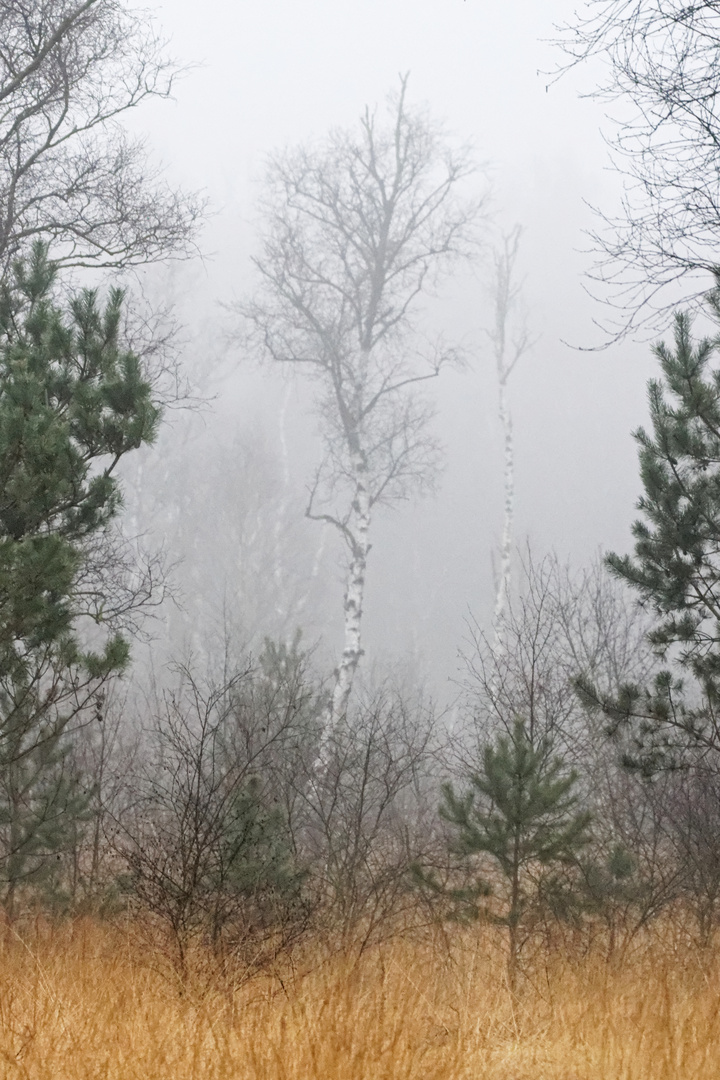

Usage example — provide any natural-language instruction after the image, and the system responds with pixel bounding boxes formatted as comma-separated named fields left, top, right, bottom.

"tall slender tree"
left=243, top=78, right=482, bottom=729
left=484, top=226, right=532, bottom=643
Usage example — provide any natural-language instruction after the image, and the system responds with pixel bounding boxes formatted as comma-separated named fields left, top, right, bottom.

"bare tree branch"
left=241, top=77, right=486, bottom=727
left=555, top=1, right=720, bottom=338
left=0, top=0, right=204, bottom=271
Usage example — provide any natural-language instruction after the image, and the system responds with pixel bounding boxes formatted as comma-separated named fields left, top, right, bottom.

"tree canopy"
left=0, top=242, right=160, bottom=686
left=0, top=0, right=203, bottom=270
left=557, top=0, right=720, bottom=334
left=244, top=77, right=483, bottom=725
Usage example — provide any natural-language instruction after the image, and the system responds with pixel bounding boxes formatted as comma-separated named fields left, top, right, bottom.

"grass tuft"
left=0, top=917, right=716, bottom=1078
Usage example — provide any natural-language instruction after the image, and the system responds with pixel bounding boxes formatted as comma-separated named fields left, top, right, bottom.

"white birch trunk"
left=312, top=453, right=372, bottom=771
left=494, top=372, right=514, bottom=632
left=329, top=458, right=371, bottom=727
left=489, top=227, right=526, bottom=658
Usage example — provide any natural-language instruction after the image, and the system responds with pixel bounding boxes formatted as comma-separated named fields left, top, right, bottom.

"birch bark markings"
left=243, top=79, right=483, bottom=728
left=328, top=452, right=372, bottom=724
left=488, top=228, right=532, bottom=646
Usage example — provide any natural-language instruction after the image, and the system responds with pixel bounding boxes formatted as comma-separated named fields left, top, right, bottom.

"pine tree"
left=437, top=719, right=591, bottom=987
left=578, top=277, right=720, bottom=769
left=0, top=729, right=94, bottom=917
left=0, top=242, right=160, bottom=910
left=207, top=776, right=306, bottom=947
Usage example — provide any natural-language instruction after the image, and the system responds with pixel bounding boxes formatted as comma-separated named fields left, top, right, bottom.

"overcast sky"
left=126, top=0, right=670, bottom=695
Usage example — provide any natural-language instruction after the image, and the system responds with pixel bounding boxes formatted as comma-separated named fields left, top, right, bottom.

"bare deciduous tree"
left=0, top=0, right=203, bottom=271
left=243, top=76, right=483, bottom=729
left=295, top=684, right=443, bottom=948
left=462, top=550, right=655, bottom=767
left=117, top=654, right=314, bottom=982
left=484, top=226, right=533, bottom=639
left=556, top=0, right=720, bottom=335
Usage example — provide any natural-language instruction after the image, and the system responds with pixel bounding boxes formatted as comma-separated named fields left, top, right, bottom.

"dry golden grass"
left=0, top=916, right=715, bottom=1079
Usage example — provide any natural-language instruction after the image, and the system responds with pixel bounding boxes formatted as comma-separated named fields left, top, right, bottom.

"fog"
left=120, top=0, right=664, bottom=698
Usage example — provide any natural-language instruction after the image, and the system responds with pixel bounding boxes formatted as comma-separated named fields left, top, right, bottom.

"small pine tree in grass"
left=436, top=719, right=591, bottom=987
left=0, top=242, right=160, bottom=912
left=207, top=776, right=306, bottom=947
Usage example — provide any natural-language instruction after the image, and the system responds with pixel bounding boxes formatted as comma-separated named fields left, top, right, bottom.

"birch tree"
left=244, top=79, right=481, bottom=728
left=485, top=227, right=532, bottom=639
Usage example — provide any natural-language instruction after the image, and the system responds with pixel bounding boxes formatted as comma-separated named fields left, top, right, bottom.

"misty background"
left=117, top=0, right=665, bottom=699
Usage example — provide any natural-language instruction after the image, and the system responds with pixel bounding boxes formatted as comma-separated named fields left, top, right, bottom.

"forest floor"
left=0, top=916, right=715, bottom=1079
